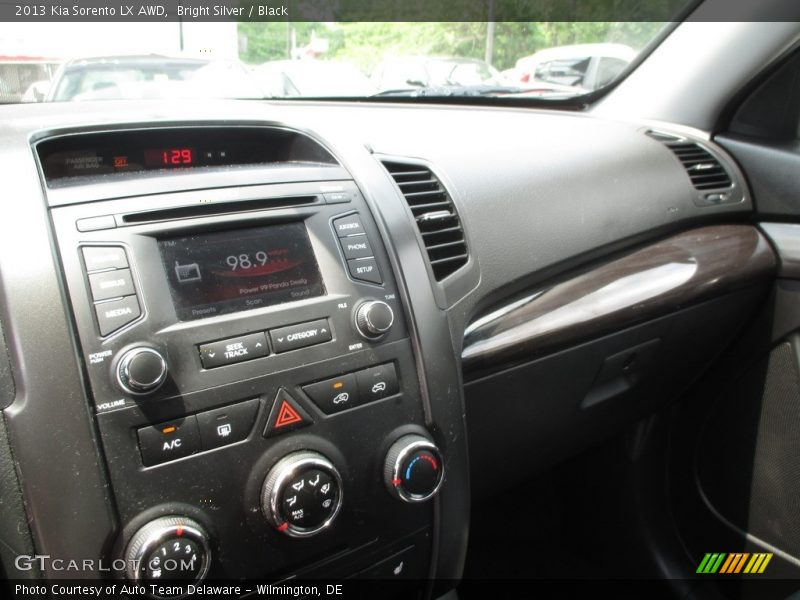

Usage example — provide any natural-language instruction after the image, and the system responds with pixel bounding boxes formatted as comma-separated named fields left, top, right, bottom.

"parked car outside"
left=514, top=43, right=636, bottom=91
left=252, top=59, right=376, bottom=97
left=371, top=56, right=503, bottom=91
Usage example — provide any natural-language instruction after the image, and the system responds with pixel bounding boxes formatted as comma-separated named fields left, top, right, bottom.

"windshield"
left=0, top=21, right=670, bottom=103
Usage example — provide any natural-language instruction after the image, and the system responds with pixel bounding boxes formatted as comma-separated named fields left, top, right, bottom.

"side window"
left=594, top=57, right=629, bottom=89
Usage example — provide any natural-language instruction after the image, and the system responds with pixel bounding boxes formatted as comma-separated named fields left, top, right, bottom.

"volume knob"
left=355, top=300, right=394, bottom=339
left=117, top=347, right=168, bottom=395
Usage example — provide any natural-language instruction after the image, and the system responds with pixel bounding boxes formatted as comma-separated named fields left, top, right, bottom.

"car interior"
left=3, top=1, right=800, bottom=598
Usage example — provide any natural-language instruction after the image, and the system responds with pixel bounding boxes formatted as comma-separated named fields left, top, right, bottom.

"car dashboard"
left=0, top=99, right=772, bottom=594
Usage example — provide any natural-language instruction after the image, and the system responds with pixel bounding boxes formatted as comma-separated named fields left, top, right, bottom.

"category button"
left=95, top=295, right=141, bottom=336
left=269, top=319, right=332, bottom=354
left=82, top=246, right=128, bottom=271
left=89, top=268, right=135, bottom=301
left=340, top=234, right=373, bottom=260
left=199, top=332, right=269, bottom=369
left=348, top=257, right=383, bottom=284
left=196, top=398, right=260, bottom=450
left=333, top=214, right=364, bottom=237
left=356, top=363, right=400, bottom=403
left=138, top=416, right=200, bottom=467
left=303, top=373, right=359, bottom=415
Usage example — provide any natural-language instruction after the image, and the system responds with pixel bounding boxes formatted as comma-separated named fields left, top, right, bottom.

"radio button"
left=303, top=373, right=359, bottom=414
left=197, top=398, right=260, bottom=450
left=356, top=363, right=399, bottom=403
left=340, top=234, right=373, bottom=260
left=333, top=214, right=364, bottom=237
left=348, top=257, right=382, bottom=284
left=89, top=268, right=136, bottom=302
left=199, top=332, right=268, bottom=369
left=82, top=246, right=128, bottom=271
left=138, top=416, right=200, bottom=467
left=95, top=295, right=141, bottom=336
left=269, top=319, right=332, bottom=354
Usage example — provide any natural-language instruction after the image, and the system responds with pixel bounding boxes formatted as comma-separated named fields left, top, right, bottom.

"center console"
left=42, top=125, right=446, bottom=589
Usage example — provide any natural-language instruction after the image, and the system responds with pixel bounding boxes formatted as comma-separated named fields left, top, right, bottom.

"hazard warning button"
left=263, top=389, right=313, bottom=438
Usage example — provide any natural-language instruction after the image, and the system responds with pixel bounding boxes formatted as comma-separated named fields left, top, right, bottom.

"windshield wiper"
left=371, top=83, right=581, bottom=99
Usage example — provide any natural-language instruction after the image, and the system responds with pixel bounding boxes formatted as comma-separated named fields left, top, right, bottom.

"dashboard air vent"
left=382, top=160, right=468, bottom=281
left=646, top=130, right=733, bottom=190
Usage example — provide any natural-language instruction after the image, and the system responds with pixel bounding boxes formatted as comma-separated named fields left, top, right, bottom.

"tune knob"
left=117, top=347, right=168, bottom=395
left=261, top=451, right=343, bottom=538
left=355, top=300, right=394, bottom=339
left=384, top=435, right=444, bottom=503
left=124, top=516, right=211, bottom=584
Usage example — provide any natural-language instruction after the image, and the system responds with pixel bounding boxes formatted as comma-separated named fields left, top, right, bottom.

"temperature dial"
left=261, top=451, right=343, bottom=538
left=355, top=300, right=394, bottom=339
left=384, top=435, right=444, bottom=503
left=116, top=347, right=168, bottom=395
left=124, top=516, right=211, bottom=585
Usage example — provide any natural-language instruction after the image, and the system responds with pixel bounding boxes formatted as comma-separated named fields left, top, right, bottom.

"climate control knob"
left=124, top=516, right=211, bottom=584
left=261, top=451, right=343, bottom=538
left=355, top=300, right=394, bottom=339
left=116, top=347, right=168, bottom=395
left=384, top=435, right=444, bottom=503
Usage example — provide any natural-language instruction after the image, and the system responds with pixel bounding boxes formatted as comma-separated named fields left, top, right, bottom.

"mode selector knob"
left=116, top=347, right=168, bottom=395
left=355, top=300, right=394, bottom=339
left=124, top=516, right=211, bottom=585
left=261, top=451, right=343, bottom=538
left=384, top=434, right=444, bottom=503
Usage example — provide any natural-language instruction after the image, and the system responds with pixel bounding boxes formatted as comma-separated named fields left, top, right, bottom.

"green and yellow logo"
left=696, top=552, right=773, bottom=574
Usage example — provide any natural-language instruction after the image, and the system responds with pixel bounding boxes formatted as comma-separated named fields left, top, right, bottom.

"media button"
left=303, top=373, right=359, bottom=414
left=138, top=416, right=200, bottom=467
left=89, top=268, right=136, bottom=301
left=95, top=295, right=141, bottom=336
left=333, top=214, right=364, bottom=237
left=269, top=319, right=332, bottom=354
left=196, top=398, right=260, bottom=450
left=198, top=332, right=268, bottom=369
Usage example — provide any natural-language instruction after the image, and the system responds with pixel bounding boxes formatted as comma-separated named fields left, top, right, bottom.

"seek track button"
left=199, top=332, right=268, bottom=369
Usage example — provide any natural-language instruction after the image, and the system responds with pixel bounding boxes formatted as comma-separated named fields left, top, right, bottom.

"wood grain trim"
left=462, top=225, right=776, bottom=371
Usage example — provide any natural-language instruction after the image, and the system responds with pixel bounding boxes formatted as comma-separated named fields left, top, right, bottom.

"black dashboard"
left=0, top=99, right=767, bottom=595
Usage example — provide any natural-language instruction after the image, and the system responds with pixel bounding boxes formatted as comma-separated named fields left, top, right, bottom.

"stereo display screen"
left=158, top=223, right=325, bottom=321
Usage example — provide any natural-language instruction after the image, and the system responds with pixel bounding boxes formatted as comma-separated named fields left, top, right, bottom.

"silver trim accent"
left=124, top=516, right=211, bottom=586
left=386, top=436, right=444, bottom=503
left=117, top=347, right=167, bottom=395
left=261, top=451, right=343, bottom=539
left=355, top=300, right=394, bottom=338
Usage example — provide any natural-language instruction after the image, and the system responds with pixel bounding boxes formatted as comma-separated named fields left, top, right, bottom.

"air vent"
left=382, top=160, right=468, bottom=281
left=646, top=130, right=733, bottom=190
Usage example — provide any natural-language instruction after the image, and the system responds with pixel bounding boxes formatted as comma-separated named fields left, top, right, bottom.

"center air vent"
left=646, top=130, right=733, bottom=190
left=382, top=160, right=468, bottom=281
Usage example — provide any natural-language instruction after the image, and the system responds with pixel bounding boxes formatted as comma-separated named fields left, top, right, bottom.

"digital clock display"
left=143, top=147, right=195, bottom=167
left=158, top=223, right=325, bottom=321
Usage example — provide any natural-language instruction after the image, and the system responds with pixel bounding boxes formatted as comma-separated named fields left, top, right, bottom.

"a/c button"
left=138, top=416, right=200, bottom=467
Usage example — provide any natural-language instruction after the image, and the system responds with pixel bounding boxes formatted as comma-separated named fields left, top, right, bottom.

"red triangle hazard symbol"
left=275, top=400, right=303, bottom=428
